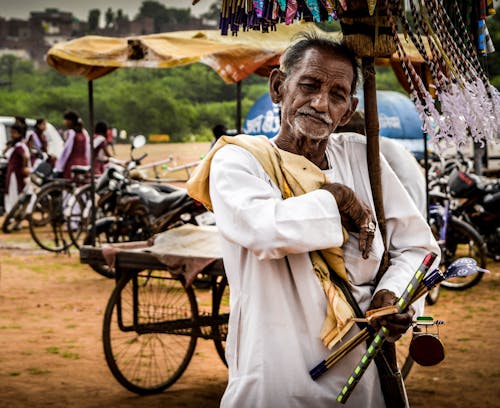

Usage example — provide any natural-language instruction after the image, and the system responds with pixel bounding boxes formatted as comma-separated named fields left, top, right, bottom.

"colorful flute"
left=336, top=252, right=437, bottom=404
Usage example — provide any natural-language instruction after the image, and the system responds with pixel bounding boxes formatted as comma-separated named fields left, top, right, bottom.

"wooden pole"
left=362, top=57, right=387, bottom=251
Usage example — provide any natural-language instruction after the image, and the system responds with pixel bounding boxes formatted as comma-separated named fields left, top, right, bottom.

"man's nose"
left=310, top=92, right=329, bottom=112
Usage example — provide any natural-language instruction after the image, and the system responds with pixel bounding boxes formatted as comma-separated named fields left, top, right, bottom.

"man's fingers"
left=358, top=218, right=376, bottom=259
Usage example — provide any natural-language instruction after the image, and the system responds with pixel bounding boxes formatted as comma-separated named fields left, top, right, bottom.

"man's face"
left=278, top=48, right=356, bottom=141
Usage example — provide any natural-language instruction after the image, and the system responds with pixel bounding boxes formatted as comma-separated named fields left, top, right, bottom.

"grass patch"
left=28, top=368, right=50, bottom=375
left=61, top=352, right=80, bottom=360
left=46, top=346, right=60, bottom=354
left=0, top=325, right=22, bottom=330
left=7, top=372, right=21, bottom=376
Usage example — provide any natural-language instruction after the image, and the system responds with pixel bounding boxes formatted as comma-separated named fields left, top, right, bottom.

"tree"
left=105, top=8, right=115, bottom=29
left=88, top=9, right=101, bottom=32
left=201, top=1, right=221, bottom=21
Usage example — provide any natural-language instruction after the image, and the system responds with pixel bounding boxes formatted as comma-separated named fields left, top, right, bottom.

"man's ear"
left=269, top=68, right=285, bottom=104
left=338, top=96, right=359, bottom=126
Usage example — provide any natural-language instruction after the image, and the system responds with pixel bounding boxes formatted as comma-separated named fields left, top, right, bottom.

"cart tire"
left=440, top=216, right=487, bottom=290
left=103, top=270, right=198, bottom=395
left=212, top=275, right=229, bottom=366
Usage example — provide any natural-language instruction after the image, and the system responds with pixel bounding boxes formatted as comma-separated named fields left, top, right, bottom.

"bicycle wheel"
left=396, top=327, right=414, bottom=379
left=1, top=194, right=30, bottom=233
left=66, top=183, right=92, bottom=248
left=103, top=270, right=198, bottom=395
left=440, top=216, right=487, bottom=290
left=28, top=181, right=74, bottom=253
left=212, top=275, right=229, bottom=366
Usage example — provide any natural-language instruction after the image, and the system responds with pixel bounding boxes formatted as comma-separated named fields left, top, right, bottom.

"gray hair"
left=280, top=31, right=360, bottom=95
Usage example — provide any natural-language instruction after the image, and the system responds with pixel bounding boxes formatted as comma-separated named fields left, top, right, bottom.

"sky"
left=0, top=0, right=213, bottom=21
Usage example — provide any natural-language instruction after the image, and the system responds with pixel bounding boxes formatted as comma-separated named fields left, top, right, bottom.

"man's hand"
left=367, top=289, right=415, bottom=342
left=321, top=182, right=376, bottom=259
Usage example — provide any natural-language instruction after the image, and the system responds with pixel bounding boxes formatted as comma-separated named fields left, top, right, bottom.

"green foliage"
left=137, top=1, right=192, bottom=31
left=6, top=30, right=499, bottom=142
left=374, top=67, right=405, bottom=93
left=87, top=9, right=100, bottom=32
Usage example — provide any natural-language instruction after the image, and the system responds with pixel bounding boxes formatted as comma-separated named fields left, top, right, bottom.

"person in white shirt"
left=188, top=32, right=439, bottom=408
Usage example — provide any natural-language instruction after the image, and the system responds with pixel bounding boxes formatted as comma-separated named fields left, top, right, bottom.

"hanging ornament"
left=367, top=0, right=377, bottom=16
left=305, top=0, right=322, bottom=22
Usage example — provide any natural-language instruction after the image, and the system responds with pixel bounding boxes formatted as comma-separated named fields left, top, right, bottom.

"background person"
left=93, top=121, right=113, bottom=175
left=188, top=32, right=439, bottom=408
left=25, top=118, right=49, bottom=168
left=4, top=124, right=30, bottom=213
left=54, top=111, right=90, bottom=179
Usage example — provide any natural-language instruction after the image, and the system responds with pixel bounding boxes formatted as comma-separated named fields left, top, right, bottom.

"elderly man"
left=188, top=32, right=439, bottom=408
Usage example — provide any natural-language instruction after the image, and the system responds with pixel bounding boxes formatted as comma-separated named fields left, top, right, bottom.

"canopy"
left=46, top=23, right=429, bottom=84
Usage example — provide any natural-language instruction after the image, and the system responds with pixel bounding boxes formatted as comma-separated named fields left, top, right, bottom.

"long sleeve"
left=209, top=144, right=345, bottom=260
left=54, top=129, right=75, bottom=172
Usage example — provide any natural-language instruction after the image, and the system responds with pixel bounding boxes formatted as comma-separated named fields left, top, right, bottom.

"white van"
left=0, top=116, right=63, bottom=158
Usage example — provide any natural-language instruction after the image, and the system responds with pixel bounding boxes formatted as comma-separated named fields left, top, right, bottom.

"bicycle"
left=28, top=165, right=90, bottom=253
left=1, top=156, right=53, bottom=233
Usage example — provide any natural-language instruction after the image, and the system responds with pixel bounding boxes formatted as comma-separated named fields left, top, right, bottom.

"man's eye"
left=300, top=83, right=317, bottom=90
left=331, top=93, right=347, bottom=101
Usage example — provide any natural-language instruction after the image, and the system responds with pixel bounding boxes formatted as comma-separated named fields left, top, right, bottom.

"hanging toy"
left=367, top=0, right=377, bottom=16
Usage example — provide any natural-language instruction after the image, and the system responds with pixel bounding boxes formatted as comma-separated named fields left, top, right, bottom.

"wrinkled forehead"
left=290, top=48, right=355, bottom=84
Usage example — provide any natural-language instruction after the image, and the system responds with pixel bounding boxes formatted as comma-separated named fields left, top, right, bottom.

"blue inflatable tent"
left=243, top=90, right=425, bottom=158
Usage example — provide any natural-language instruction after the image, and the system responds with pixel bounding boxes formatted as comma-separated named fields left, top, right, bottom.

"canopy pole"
left=236, top=81, right=242, bottom=133
left=88, top=80, right=96, bottom=246
left=362, top=57, right=386, bottom=243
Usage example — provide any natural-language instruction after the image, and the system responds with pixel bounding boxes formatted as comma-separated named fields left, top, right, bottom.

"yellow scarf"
left=187, top=135, right=355, bottom=348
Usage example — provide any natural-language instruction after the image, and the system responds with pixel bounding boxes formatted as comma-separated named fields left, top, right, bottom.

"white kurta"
left=209, top=132, right=440, bottom=408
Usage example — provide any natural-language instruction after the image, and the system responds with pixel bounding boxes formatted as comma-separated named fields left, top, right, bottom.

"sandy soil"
left=0, top=142, right=499, bottom=407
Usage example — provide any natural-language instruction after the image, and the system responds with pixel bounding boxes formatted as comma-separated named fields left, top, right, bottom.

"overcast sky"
left=0, top=0, right=213, bottom=21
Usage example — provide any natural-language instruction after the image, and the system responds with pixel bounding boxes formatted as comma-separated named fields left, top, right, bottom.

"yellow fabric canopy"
left=46, top=23, right=429, bottom=83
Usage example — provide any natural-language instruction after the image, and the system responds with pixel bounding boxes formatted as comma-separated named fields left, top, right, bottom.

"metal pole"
left=88, top=80, right=96, bottom=246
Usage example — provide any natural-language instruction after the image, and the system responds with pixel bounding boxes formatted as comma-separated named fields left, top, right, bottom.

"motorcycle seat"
left=143, top=188, right=191, bottom=217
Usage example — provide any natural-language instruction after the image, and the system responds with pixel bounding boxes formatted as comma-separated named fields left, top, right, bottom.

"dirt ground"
left=0, top=142, right=499, bottom=407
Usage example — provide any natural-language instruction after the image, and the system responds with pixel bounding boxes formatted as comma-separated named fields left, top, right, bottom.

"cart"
left=79, top=224, right=229, bottom=395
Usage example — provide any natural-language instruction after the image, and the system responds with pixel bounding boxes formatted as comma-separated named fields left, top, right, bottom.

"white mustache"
left=297, top=108, right=333, bottom=125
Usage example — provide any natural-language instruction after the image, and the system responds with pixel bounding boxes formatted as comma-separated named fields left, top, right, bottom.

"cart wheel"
left=103, top=270, right=198, bottom=395
left=212, top=275, right=229, bottom=366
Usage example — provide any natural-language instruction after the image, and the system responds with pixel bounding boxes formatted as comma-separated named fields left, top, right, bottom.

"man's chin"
left=294, top=119, right=331, bottom=140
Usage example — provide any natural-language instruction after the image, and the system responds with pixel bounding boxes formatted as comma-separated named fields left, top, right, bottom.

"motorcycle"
left=448, top=167, right=500, bottom=261
left=83, top=136, right=214, bottom=278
